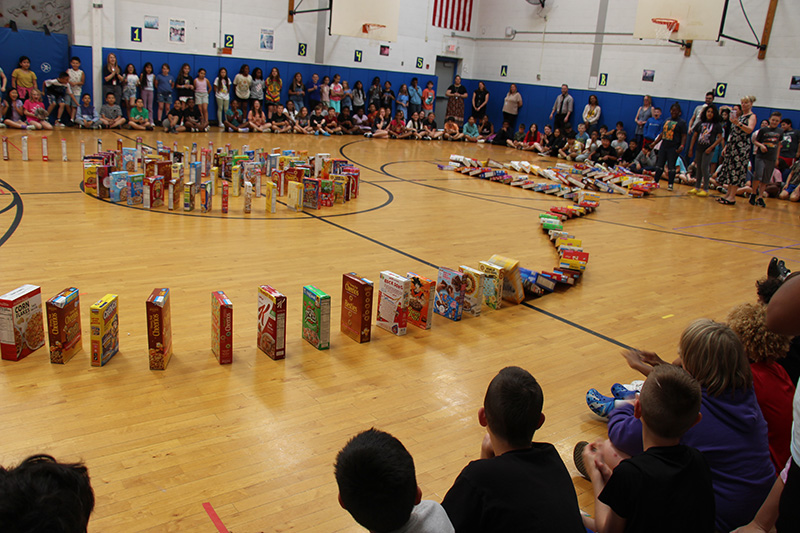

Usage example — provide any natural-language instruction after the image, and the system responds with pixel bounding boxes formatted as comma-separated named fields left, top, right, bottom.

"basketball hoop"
left=362, top=23, right=387, bottom=34
left=652, top=18, right=680, bottom=41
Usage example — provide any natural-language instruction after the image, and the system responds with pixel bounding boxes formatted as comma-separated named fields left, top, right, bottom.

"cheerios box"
left=0, top=284, right=45, bottom=361
left=146, top=288, right=172, bottom=370
left=90, top=294, right=119, bottom=366
left=341, top=273, right=373, bottom=343
left=46, top=287, right=82, bottom=364
left=211, top=291, right=233, bottom=364
left=302, top=285, right=330, bottom=350
left=377, top=272, right=409, bottom=336
left=258, top=285, right=286, bottom=360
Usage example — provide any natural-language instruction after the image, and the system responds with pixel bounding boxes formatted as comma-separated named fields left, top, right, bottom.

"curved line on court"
left=0, top=178, right=24, bottom=247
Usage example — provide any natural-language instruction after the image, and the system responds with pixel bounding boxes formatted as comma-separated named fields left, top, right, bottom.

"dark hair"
left=670, top=102, right=682, bottom=113
left=756, top=277, right=783, bottom=304
left=781, top=118, right=793, bottom=126
left=703, top=105, right=719, bottom=123
left=252, top=67, right=263, bottom=80
left=616, top=121, right=624, bottom=128
left=0, top=454, right=95, bottom=533
left=70, top=57, right=80, bottom=63
left=372, top=76, right=381, bottom=86
left=483, top=366, right=543, bottom=447
left=334, top=429, right=416, bottom=533
left=653, top=107, right=662, bottom=112
left=706, top=91, right=715, bottom=98
left=639, top=365, right=702, bottom=439
left=18, top=56, right=30, bottom=66
left=239, top=64, right=249, bottom=75
left=58, top=71, right=69, bottom=79
left=589, top=94, right=599, bottom=105
left=197, top=68, right=206, bottom=75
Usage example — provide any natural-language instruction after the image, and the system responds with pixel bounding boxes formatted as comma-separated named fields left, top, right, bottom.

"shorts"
left=157, top=92, right=173, bottom=105
left=69, top=92, right=82, bottom=107
left=753, top=158, right=776, bottom=183
left=47, top=93, right=66, bottom=107
left=194, top=92, right=209, bottom=105
left=122, top=86, right=137, bottom=100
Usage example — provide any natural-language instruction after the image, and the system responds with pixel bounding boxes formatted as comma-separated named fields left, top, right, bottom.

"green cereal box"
left=302, top=285, right=330, bottom=350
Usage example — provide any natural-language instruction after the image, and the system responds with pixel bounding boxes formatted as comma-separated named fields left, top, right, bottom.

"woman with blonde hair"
left=717, top=95, right=758, bottom=205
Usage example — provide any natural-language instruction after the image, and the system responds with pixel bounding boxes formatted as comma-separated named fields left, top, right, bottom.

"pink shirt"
left=23, top=99, right=45, bottom=123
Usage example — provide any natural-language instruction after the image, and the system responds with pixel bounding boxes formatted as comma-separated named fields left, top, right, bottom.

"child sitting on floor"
left=335, top=428, right=454, bottom=533
left=99, top=92, right=126, bottom=129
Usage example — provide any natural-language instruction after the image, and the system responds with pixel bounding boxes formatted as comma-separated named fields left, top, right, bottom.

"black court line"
left=19, top=190, right=83, bottom=195
left=0, top=179, right=24, bottom=247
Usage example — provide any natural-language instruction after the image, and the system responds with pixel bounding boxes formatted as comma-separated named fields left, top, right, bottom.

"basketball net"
left=652, top=18, right=679, bottom=42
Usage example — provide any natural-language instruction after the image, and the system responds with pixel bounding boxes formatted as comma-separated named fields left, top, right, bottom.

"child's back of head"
left=679, top=318, right=752, bottom=397
left=335, top=428, right=417, bottom=533
left=639, top=364, right=702, bottom=440
left=484, top=366, right=543, bottom=448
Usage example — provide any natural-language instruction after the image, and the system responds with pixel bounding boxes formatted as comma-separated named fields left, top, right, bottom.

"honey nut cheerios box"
left=90, top=294, right=119, bottom=367
left=0, top=284, right=45, bottom=361
left=302, top=285, right=331, bottom=350
left=341, top=273, right=373, bottom=343
left=258, top=285, right=286, bottom=360
left=211, top=291, right=233, bottom=364
left=146, top=288, right=172, bottom=370
left=46, top=287, right=82, bottom=364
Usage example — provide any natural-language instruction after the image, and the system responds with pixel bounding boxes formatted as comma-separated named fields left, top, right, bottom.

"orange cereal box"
left=211, top=291, right=233, bottom=364
left=258, top=285, right=286, bottom=360
left=46, top=287, right=82, bottom=364
left=0, top=284, right=45, bottom=361
left=146, top=288, right=172, bottom=370
left=406, top=272, right=434, bottom=330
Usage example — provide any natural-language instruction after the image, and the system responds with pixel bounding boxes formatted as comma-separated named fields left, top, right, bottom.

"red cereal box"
left=258, top=285, right=286, bottom=360
left=0, top=285, right=45, bottom=361
left=271, top=169, right=286, bottom=197
left=146, top=288, right=173, bottom=370
left=211, top=291, right=233, bottom=364
left=143, top=176, right=164, bottom=209
left=46, top=287, right=82, bottom=364
left=341, top=273, right=373, bottom=343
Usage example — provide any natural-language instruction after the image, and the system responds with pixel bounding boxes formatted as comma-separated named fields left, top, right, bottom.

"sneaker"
left=757, top=197, right=766, bottom=208
left=610, top=383, right=638, bottom=400
left=767, top=257, right=791, bottom=280
left=26, top=125, right=36, bottom=130
left=586, top=388, right=616, bottom=418
left=573, top=441, right=590, bottom=479
left=749, top=193, right=757, bottom=205
left=92, top=124, right=101, bottom=130
left=696, top=190, right=709, bottom=197
left=335, top=131, right=343, bottom=135
left=315, top=131, right=320, bottom=136
left=687, top=188, right=697, bottom=195
left=238, top=127, right=249, bottom=133
left=477, top=139, right=485, bottom=143
left=566, top=156, right=572, bottom=161
left=667, top=184, right=673, bottom=191
left=204, top=126, right=209, bottom=132
left=55, top=121, right=65, bottom=127
left=716, top=186, right=727, bottom=193
left=323, top=131, right=331, bottom=137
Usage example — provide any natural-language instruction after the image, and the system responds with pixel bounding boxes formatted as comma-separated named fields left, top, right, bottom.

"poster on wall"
left=144, top=16, right=159, bottom=30
left=642, top=69, right=655, bottom=82
left=260, top=29, right=274, bottom=51
left=169, top=19, right=186, bottom=43
left=790, top=76, right=800, bottom=90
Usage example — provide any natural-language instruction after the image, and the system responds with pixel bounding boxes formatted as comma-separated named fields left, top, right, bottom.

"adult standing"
left=633, top=95, right=653, bottom=147
left=550, top=84, right=573, bottom=131
left=288, top=72, right=305, bottom=110
left=582, top=94, right=601, bottom=132
left=501, top=84, right=522, bottom=130
left=445, top=75, right=468, bottom=126
left=102, top=53, right=123, bottom=109
left=689, top=91, right=715, bottom=132
left=472, top=81, right=489, bottom=121
left=408, top=77, right=423, bottom=118
left=717, top=95, right=758, bottom=206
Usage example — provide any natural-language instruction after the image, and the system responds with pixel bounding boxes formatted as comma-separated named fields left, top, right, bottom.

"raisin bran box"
left=258, top=285, right=286, bottom=360
left=376, top=271, right=410, bottom=336
left=211, top=291, right=233, bottom=364
left=434, top=267, right=466, bottom=322
left=341, top=273, right=373, bottom=343
left=478, top=261, right=504, bottom=310
left=406, top=272, right=434, bottom=330
left=459, top=266, right=485, bottom=317
left=302, top=285, right=331, bottom=350
left=0, top=284, right=45, bottom=361
left=146, top=288, right=173, bottom=370
left=167, top=178, right=183, bottom=211
left=46, top=287, right=82, bottom=364
left=143, top=176, right=164, bottom=209
left=90, top=294, right=119, bottom=366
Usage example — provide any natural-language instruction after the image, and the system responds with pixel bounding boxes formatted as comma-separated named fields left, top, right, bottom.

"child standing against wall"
left=67, top=57, right=85, bottom=123
left=140, top=62, right=156, bottom=126
left=193, top=68, right=211, bottom=132
left=155, top=63, right=174, bottom=123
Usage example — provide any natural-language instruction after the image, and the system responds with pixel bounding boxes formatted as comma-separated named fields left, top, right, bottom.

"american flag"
left=432, top=0, right=473, bottom=32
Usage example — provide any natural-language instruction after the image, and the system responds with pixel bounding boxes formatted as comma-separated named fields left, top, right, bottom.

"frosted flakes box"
left=303, top=177, right=321, bottom=210
left=459, top=266, right=484, bottom=317
left=167, top=179, right=183, bottom=211
left=201, top=180, right=213, bottom=213
left=110, top=171, right=128, bottom=203
left=46, top=287, right=82, bottom=364
left=406, top=272, right=434, bottom=330
left=488, top=255, right=524, bottom=304
left=0, top=284, right=45, bottom=361
left=258, top=285, right=286, bottom=360
left=127, top=173, right=143, bottom=206
left=341, top=273, right=373, bottom=343
left=302, top=285, right=331, bottom=350
left=478, top=261, right=504, bottom=310
left=211, top=291, right=233, bottom=364
left=376, top=271, right=409, bottom=336
left=288, top=181, right=303, bottom=211
left=90, top=294, right=119, bottom=366
left=265, top=181, right=277, bottom=214
left=434, top=267, right=466, bottom=322
left=143, top=176, right=164, bottom=209
left=146, top=288, right=172, bottom=370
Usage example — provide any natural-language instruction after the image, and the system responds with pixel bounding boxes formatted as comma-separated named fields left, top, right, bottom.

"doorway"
left=435, top=56, right=459, bottom=126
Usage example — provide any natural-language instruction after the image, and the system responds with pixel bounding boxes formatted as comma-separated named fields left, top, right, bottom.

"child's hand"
left=621, top=349, right=654, bottom=376
left=759, top=145, right=767, bottom=153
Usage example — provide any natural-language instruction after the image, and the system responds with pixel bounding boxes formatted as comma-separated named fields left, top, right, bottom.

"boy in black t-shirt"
left=591, top=135, right=618, bottom=165
left=651, top=103, right=688, bottom=191
left=752, top=112, right=783, bottom=207
left=582, top=364, right=715, bottom=533
left=441, top=367, right=585, bottom=533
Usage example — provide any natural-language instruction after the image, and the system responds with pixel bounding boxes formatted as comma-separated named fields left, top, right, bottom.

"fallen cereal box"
left=487, top=255, right=524, bottom=304
left=258, top=285, right=286, bottom=360
left=90, top=294, right=119, bottom=366
left=0, top=284, right=45, bottom=361
left=211, top=291, right=233, bottom=364
left=302, top=285, right=331, bottom=350
left=46, top=287, right=82, bottom=364
left=459, top=266, right=484, bottom=317
left=376, top=271, right=409, bottom=336
left=406, top=272, right=434, bottom=330
left=146, top=288, right=172, bottom=370
left=434, top=267, right=466, bottom=321
left=341, top=273, right=373, bottom=343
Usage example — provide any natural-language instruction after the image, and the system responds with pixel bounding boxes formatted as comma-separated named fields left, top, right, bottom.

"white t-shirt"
left=390, top=500, right=454, bottom=533
left=68, top=68, right=84, bottom=96
left=214, top=78, right=230, bottom=101
left=126, top=73, right=139, bottom=90
left=143, top=73, right=155, bottom=91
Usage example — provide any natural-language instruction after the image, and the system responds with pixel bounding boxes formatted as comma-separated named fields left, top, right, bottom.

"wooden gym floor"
left=1, top=129, right=799, bottom=532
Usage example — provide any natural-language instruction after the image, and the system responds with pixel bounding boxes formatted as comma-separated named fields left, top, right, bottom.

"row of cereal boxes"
left=0, top=257, right=530, bottom=369
left=83, top=142, right=360, bottom=214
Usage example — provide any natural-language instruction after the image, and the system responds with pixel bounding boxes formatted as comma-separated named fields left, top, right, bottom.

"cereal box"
left=341, top=273, right=373, bottom=343
left=190, top=161, right=202, bottom=188
left=146, top=289, right=172, bottom=370
left=127, top=173, right=143, bottom=206
left=232, top=165, right=242, bottom=197
left=171, top=162, right=184, bottom=183
left=303, top=177, right=321, bottom=210
left=184, top=182, right=196, bottom=211
left=211, top=166, right=220, bottom=192
left=83, top=164, right=98, bottom=196
left=90, top=294, right=119, bottom=366
left=221, top=181, right=229, bottom=213
left=167, top=178, right=183, bottom=211
left=122, top=147, right=137, bottom=172
left=258, top=285, right=286, bottom=360
left=271, top=169, right=286, bottom=197
left=265, top=181, right=277, bottom=214
left=406, top=272, right=434, bottom=330
left=302, top=285, right=331, bottom=350
left=143, top=176, right=164, bottom=209
left=96, top=165, right=111, bottom=198
left=285, top=167, right=305, bottom=184
left=201, top=180, right=213, bottom=213
left=434, top=267, right=466, bottom=322
left=211, top=291, right=233, bottom=364
left=376, top=271, right=409, bottom=336
left=0, top=285, right=45, bottom=361
left=478, top=261, right=504, bottom=310
left=320, top=179, right=334, bottom=207
left=243, top=181, right=253, bottom=213
left=288, top=181, right=303, bottom=211
left=314, top=153, right=330, bottom=177
left=334, top=176, right=349, bottom=204
left=46, top=287, right=82, bottom=364
left=459, top=266, right=484, bottom=317
left=110, top=171, right=128, bottom=203
left=488, top=255, right=524, bottom=304
left=267, top=153, right=279, bottom=173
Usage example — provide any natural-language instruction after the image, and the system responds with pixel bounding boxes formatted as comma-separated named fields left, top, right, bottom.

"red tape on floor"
left=203, top=502, right=229, bottom=533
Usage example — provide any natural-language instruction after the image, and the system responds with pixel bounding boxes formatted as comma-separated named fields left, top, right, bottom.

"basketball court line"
left=0, top=178, right=24, bottom=247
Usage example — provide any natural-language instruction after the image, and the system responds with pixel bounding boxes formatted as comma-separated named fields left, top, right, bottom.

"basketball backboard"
left=633, top=0, right=728, bottom=41
left=330, top=0, right=400, bottom=42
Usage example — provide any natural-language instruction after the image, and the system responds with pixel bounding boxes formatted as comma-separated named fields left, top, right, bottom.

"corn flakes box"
left=303, top=177, right=321, bottom=210
left=46, top=287, right=82, bottom=364
left=341, top=273, right=373, bottom=343
left=90, top=294, right=119, bottom=367
left=127, top=173, right=143, bottom=206
left=487, top=255, right=524, bottom=304
left=167, top=178, right=183, bottom=211
left=459, top=266, right=484, bottom=317
left=377, top=271, right=409, bottom=336
left=110, top=171, right=128, bottom=203
left=146, top=288, right=172, bottom=370
left=265, top=181, right=277, bottom=214
left=302, top=285, right=331, bottom=350
left=271, top=169, right=286, bottom=197
left=143, top=176, right=164, bottom=209
left=434, top=267, right=466, bottom=322
left=0, top=285, right=45, bottom=361
left=221, top=181, right=229, bottom=213
left=288, top=181, right=303, bottom=211
left=258, top=285, right=286, bottom=360
left=232, top=165, right=242, bottom=197
left=184, top=182, right=196, bottom=211
left=478, top=261, right=504, bottom=310
left=211, top=291, right=233, bottom=364
left=406, top=272, right=434, bottom=330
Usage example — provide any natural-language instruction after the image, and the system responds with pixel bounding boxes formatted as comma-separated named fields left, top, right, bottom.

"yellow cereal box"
left=459, top=266, right=484, bottom=317
left=266, top=181, right=277, bottom=214
left=90, top=294, right=119, bottom=366
left=487, top=255, right=524, bottom=304
left=287, top=181, right=303, bottom=211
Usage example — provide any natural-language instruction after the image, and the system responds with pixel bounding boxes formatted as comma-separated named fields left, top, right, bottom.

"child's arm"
left=707, top=132, right=723, bottom=153
left=583, top=445, right=627, bottom=533
left=0, top=70, right=6, bottom=92
left=687, top=131, right=698, bottom=158
left=731, top=475, right=784, bottom=533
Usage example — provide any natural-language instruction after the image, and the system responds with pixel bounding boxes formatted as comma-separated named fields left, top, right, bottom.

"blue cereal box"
left=127, top=173, right=143, bottom=206
left=110, top=171, right=128, bottom=202
left=434, top=267, right=466, bottom=321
